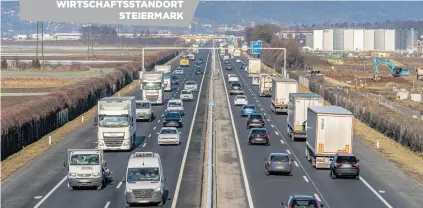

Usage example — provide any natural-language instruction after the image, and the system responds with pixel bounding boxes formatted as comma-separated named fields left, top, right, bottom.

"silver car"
left=184, top=81, right=198, bottom=92
left=135, top=100, right=154, bottom=121
left=180, top=90, right=194, bottom=101
left=265, top=153, right=293, bottom=176
left=157, top=127, right=181, bottom=145
left=166, top=99, right=184, bottom=116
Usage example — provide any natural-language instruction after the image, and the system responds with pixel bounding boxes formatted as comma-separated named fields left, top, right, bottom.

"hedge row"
left=289, top=72, right=423, bottom=154
left=0, top=50, right=178, bottom=160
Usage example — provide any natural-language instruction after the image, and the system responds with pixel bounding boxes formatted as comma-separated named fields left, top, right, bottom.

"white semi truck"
left=305, top=106, right=354, bottom=169
left=234, top=49, right=241, bottom=57
left=271, top=78, right=297, bottom=114
left=287, top=93, right=323, bottom=141
left=228, top=45, right=235, bottom=55
left=95, top=97, right=136, bottom=151
left=259, top=73, right=272, bottom=97
left=142, top=72, right=164, bottom=105
left=154, top=65, right=172, bottom=92
left=248, top=58, right=261, bottom=78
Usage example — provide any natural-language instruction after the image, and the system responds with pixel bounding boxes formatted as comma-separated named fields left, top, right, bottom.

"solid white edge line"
left=218, top=53, right=255, bottom=208
left=360, top=177, right=393, bottom=208
left=33, top=176, right=67, bottom=208
left=171, top=50, right=211, bottom=208
left=303, top=176, right=309, bottom=183
left=314, top=194, right=322, bottom=202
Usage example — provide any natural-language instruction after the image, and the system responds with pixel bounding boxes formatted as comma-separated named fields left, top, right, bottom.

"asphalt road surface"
left=1, top=50, right=211, bottom=208
left=219, top=55, right=423, bottom=208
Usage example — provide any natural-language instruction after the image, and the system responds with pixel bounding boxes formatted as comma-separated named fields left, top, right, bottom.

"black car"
left=246, top=113, right=265, bottom=128
left=330, top=153, right=360, bottom=179
left=162, top=111, right=183, bottom=128
left=281, top=195, right=324, bottom=208
left=171, top=75, right=179, bottom=85
left=248, top=128, right=270, bottom=146
left=229, top=83, right=243, bottom=95
left=226, top=64, right=232, bottom=70
left=195, top=68, right=203, bottom=74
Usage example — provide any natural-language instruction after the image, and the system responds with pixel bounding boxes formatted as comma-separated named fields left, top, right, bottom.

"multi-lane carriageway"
left=1, top=48, right=423, bottom=208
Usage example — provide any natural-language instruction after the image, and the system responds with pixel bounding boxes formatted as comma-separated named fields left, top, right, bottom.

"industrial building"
left=312, top=29, right=418, bottom=52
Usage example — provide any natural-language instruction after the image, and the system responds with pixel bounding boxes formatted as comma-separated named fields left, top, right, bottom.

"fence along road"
left=1, top=50, right=211, bottom=208
left=226, top=55, right=423, bottom=208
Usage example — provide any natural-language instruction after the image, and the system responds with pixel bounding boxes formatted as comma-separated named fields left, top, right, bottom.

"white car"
left=252, top=76, right=260, bottom=86
left=157, top=127, right=181, bottom=145
left=167, top=99, right=184, bottom=116
left=234, top=95, right=248, bottom=106
left=184, top=81, right=198, bottom=91
left=174, top=67, right=184, bottom=74
left=180, top=90, right=194, bottom=100
left=236, top=59, right=241, bottom=63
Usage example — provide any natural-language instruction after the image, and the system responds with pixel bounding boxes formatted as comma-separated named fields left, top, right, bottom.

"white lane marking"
left=264, top=113, right=267, bottom=116
left=33, top=176, right=67, bottom=208
left=158, top=120, right=161, bottom=123
left=34, top=196, right=43, bottom=199
left=271, top=124, right=274, bottom=128
left=267, top=119, right=270, bottom=122
left=261, top=108, right=264, bottom=111
left=275, top=131, right=279, bottom=136
left=67, top=182, right=69, bottom=187
left=378, top=190, right=386, bottom=193
left=104, top=201, right=111, bottom=208
left=148, top=134, right=152, bottom=138
left=153, top=126, right=156, bottom=130
left=314, top=194, right=322, bottom=202
left=142, top=143, right=147, bottom=148
left=303, top=176, right=309, bottom=183
left=280, top=140, right=285, bottom=144
left=116, top=182, right=123, bottom=189
left=360, top=178, right=393, bottom=208
left=218, top=54, right=255, bottom=208
left=162, top=114, right=164, bottom=117
left=294, top=161, right=299, bottom=167
left=286, top=149, right=291, bottom=154
left=171, top=50, right=211, bottom=208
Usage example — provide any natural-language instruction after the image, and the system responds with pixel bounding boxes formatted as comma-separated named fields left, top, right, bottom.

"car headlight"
left=69, top=173, right=76, bottom=177
left=126, top=188, right=132, bottom=193
left=154, top=187, right=161, bottom=192
left=92, top=172, right=100, bottom=177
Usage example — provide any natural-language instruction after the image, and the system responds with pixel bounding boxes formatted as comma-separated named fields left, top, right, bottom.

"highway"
left=219, top=55, right=423, bottom=208
left=1, top=50, right=211, bottom=208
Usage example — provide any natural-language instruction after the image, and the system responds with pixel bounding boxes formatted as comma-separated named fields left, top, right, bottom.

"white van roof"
left=127, top=152, right=161, bottom=168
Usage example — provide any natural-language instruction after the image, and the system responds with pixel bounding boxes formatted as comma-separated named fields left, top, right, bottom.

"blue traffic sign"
left=227, top=36, right=234, bottom=42
left=208, top=101, right=215, bottom=106
left=251, top=40, right=262, bottom=55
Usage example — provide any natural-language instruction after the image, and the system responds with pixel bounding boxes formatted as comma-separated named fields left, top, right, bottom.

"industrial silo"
left=305, top=33, right=313, bottom=48
left=353, top=29, right=364, bottom=51
left=364, top=29, right=375, bottom=51
left=333, top=29, right=344, bottom=51
left=323, top=29, right=334, bottom=51
left=313, top=30, right=323, bottom=50
left=384, top=30, right=395, bottom=51
left=374, top=29, right=385, bottom=51
left=343, top=29, right=354, bottom=51
left=406, top=28, right=417, bottom=51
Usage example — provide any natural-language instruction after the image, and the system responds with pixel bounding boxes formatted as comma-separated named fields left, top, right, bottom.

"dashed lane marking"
left=142, top=143, right=147, bottom=148
left=280, top=140, right=285, bottom=144
left=314, top=194, right=322, bottom=202
left=148, top=134, right=152, bottom=138
left=34, top=196, right=43, bottom=200
left=294, top=161, right=299, bottom=167
left=303, top=176, right=309, bottom=183
left=104, top=201, right=111, bottom=208
left=286, top=149, right=291, bottom=154
left=116, top=182, right=122, bottom=189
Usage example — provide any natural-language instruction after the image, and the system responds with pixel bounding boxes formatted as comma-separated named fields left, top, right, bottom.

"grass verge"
left=1, top=77, right=77, bottom=88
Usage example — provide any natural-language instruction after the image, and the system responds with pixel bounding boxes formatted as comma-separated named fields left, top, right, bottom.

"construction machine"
left=416, top=66, right=423, bottom=81
left=372, top=57, right=410, bottom=81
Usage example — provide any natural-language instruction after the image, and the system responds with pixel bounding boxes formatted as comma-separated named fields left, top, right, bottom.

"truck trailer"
left=259, top=73, right=272, bottom=97
left=305, top=106, right=353, bottom=169
left=287, top=93, right=324, bottom=141
left=154, top=65, right=172, bottom=92
left=95, top=97, right=136, bottom=151
left=142, top=72, right=164, bottom=105
left=248, top=58, right=261, bottom=78
left=271, top=78, right=297, bottom=114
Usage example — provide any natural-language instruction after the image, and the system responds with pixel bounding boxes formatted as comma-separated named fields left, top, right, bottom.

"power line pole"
left=91, top=24, right=94, bottom=56
left=36, top=21, right=39, bottom=60
left=41, top=21, right=44, bottom=67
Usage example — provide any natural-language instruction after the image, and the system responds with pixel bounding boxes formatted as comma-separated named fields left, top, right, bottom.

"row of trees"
left=245, top=24, right=305, bottom=73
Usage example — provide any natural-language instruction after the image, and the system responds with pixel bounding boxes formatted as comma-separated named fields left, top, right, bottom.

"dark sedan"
left=330, top=153, right=360, bottom=180
left=246, top=113, right=265, bottom=128
left=162, top=111, right=183, bottom=128
left=248, top=128, right=270, bottom=146
left=281, top=195, right=324, bottom=208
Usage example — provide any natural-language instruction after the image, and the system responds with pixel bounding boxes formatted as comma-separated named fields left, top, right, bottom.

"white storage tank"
left=333, top=29, right=344, bottom=51
left=313, top=30, right=323, bottom=51
left=353, top=29, right=364, bottom=51
left=395, top=30, right=407, bottom=51
left=410, top=94, right=422, bottom=102
left=397, top=91, right=409, bottom=100
left=384, top=30, right=396, bottom=51
left=323, top=29, right=334, bottom=51
left=343, top=29, right=354, bottom=51
left=364, top=29, right=375, bottom=51
left=374, top=29, right=386, bottom=51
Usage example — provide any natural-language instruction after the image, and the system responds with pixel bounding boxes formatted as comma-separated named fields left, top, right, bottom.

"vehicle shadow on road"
left=135, top=136, right=146, bottom=149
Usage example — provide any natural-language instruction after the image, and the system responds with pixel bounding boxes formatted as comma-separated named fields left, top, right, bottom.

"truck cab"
left=95, top=97, right=137, bottom=151
left=64, top=149, right=111, bottom=190
left=142, top=72, right=164, bottom=105
left=124, top=152, right=166, bottom=206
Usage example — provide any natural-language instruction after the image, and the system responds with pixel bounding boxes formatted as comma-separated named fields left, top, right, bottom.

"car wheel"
left=157, top=194, right=165, bottom=207
left=331, top=170, right=336, bottom=179
left=97, top=183, right=103, bottom=190
left=265, top=169, right=270, bottom=176
left=355, top=175, right=360, bottom=180
left=266, top=142, right=270, bottom=146
left=289, top=172, right=293, bottom=176
left=248, top=141, right=251, bottom=145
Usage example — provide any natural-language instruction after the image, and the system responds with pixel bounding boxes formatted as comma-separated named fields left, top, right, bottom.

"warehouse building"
left=311, top=29, right=418, bottom=52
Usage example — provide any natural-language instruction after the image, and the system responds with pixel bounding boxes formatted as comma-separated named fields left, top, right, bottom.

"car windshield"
left=293, top=199, right=318, bottom=207
left=70, top=154, right=100, bottom=165
left=182, top=91, right=191, bottom=94
left=251, top=129, right=267, bottom=134
left=232, top=84, right=241, bottom=88
left=136, top=102, right=150, bottom=109
left=249, top=114, right=263, bottom=119
left=172, top=76, right=178, bottom=80
left=160, top=129, right=178, bottom=134
left=186, top=82, right=195, bottom=85
left=244, top=105, right=255, bottom=110
left=127, top=168, right=160, bottom=182
left=98, top=115, right=129, bottom=127
left=143, top=82, right=162, bottom=90
left=236, top=96, right=246, bottom=99
left=337, top=156, right=357, bottom=163
left=176, top=68, right=183, bottom=71
left=270, top=155, right=289, bottom=162
left=168, top=101, right=181, bottom=107
left=165, top=112, right=180, bottom=118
